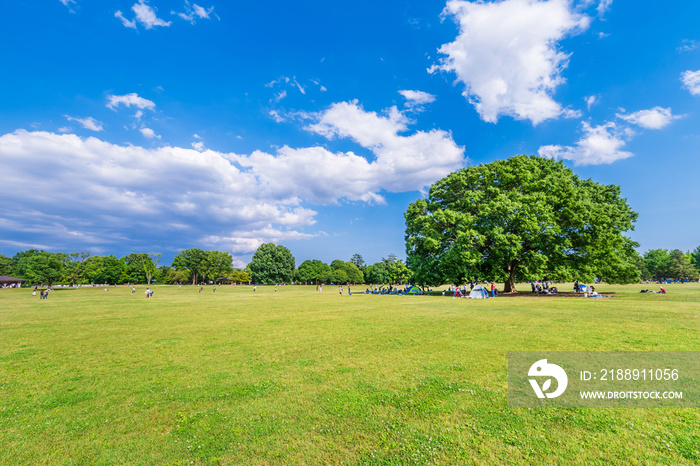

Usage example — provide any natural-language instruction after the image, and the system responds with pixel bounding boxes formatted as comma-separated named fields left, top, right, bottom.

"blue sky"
left=1, top=0, right=698, bottom=268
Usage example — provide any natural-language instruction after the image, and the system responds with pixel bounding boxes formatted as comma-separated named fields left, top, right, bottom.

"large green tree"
left=12, top=249, right=42, bottom=278
left=143, top=253, right=161, bottom=285
left=63, top=252, right=91, bottom=286
left=329, top=260, right=364, bottom=283
left=365, top=262, right=390, bottom=284
left=666, top=249, right=699, bottom=280
left=120, top=253, right=149, bottom=284
left=405, top=155, right=640, bottom=292
left=248, top=243, right=295, bottom=284
left=172, top=248, right=206, bottom=285
left=642, top=249, right=671, bottom=282
left=0, top=253, right=14, bottom=276
left=84, top=255, right=124, bottom=284
left=165, top=268, right=190, bottom=285
left=24, top=251, right=65, bottom=287
left=229, top=268, right=250, bottom=284
left=201, top=250, right=233, bottom=284
left=296, top=259, right=331, bottom=284
left=383, top=257, right=411, bottom=284
left=349, top=254, right=366, bottom=270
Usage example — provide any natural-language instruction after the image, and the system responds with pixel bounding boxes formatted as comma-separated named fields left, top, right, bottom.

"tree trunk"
left=503, top=264, right=517, bottom=293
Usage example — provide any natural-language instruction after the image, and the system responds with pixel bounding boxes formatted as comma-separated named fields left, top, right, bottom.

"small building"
left=0, top=275, right=26, bottom=288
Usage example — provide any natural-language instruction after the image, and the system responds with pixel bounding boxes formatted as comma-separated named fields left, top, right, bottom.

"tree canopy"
left=248, top=243, right=295, bottom=284
left=201, top=250, right=233, bottom=284
left=640, top=249, right=699, bottom=281
left=172, top=248, right=207, bottom=285
left=24, top=251, right=65, bottom=287
left=296, top=259, right=331, bottom=284
left=405, top=155, right=640, bottom=291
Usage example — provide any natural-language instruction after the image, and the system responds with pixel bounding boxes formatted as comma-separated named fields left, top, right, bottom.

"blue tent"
left=469, top=285, right=489, bottom=299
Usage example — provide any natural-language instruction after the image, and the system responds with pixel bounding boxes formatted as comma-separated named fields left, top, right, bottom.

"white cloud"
left=0, top=130, right=316, bottom=257
left=173, top=2, right=216, bottom=23
left=107, top=93, right=156, bottom=111
left=293, top=100, right=464, bottom=199
left=115, top=10, right=137, bottom=29
left=64, top=115, right=104, bottom=132
left=0, top=103, right=464, bottom=255
left=432, top=0, right=590, bottom=125
left=311, top=79, right=327, bottom=92
left=267, top=76, right=316, bottom=98
left=133, top=1, right=171, bottom=28
left=538, top=121, right=633, bottom=165
left=677, top=40, right=697, bottom=53
left=274, top=90, right=287, bottom=102
left=399, top=90, right=436, bottom=109
left=139, top=127, right=160, bottom=139
left=616, top=107, right=681, bottom=130
left=59, top=0, right=77, bottom=11
left=585, top=95, right=598, bottom=110
left=596, top=0, right=613, bottom=16
left=116, top=1, right=171, bottom=29
left=269, top=110, right=285, bottom=123
left=202, top=227, right=318, bottom=256
left=681, top=70, right=700, bottom=96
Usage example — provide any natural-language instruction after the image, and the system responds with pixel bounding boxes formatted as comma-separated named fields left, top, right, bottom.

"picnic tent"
left=469, top=285, right=489, bottom=299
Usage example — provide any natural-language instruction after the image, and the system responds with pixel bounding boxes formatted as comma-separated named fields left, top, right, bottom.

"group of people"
left=32, top=288, right=51, bottom=299
left=144, top=288, right=153, bottom=298
left=532, top=282, right=558, bottom=294
left=640, top=286, right=666, bottom=294
left=363, top=284, right=416, bottom=295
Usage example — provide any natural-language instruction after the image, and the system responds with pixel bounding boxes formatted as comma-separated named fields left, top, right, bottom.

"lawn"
left=1, top=283, right=698, bottom=464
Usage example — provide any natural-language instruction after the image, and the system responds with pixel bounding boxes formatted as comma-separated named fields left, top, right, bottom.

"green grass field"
left=1, top=283, right=698, bottom=464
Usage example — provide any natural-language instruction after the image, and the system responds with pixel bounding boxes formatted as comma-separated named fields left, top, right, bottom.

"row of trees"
left=245, top=243, right=412, bottom=285
left=0, top=249, right=249, bottom=287
left=294, top=255, right=411, bottom=285
left=2, top=243, right=698, bottom=288
left=1, top=244, right=412, bottom=287
left=638, top=249, right=700, bottom=281
left=0, top=250, right=164, bottom=287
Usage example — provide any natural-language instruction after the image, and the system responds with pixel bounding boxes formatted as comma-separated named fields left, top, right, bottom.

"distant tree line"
left=245, top=243, right=411, bottom=285
left=0, top=244, right=415, bottom=287
left=2, top=243, right=697, bottom=288
left=637, top=248, right=700, bottom=281
left=0, top=249, right=249, bottom=287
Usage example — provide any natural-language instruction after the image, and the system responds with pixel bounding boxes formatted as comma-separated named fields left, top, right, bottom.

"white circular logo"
left=528, top=359, right=568, bottom=399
